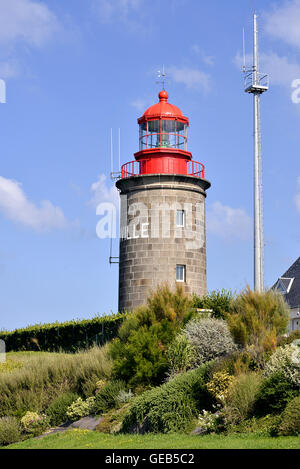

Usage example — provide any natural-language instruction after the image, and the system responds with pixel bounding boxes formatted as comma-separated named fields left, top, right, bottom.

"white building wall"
left=289, top=307, right=300, bottom=332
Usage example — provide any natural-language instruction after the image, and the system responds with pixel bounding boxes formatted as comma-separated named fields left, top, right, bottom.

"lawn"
left=5, top=431, right=300, bottom=449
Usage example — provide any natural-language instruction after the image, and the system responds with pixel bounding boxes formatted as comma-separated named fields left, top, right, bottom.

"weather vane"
left=156, top=65, right=168, bottom=90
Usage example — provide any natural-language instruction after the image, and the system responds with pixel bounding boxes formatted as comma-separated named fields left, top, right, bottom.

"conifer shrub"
left=227, top=287, right=289, bottom=368
left=110, top=284, right=193, bottom=387
left=121, top=364, right=215, bottom=434
left=46, top=392, right=80, bottom=426
left=184, top=317, right=236, bottom=365
left=0, top=417, right=21, bottom=447
left=278, top=396, right=300, bottom=436
left=94, top=380, right=128, bottom=414
left=254, top=373, right=299, bottom=416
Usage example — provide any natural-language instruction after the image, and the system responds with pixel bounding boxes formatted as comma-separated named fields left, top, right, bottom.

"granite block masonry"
left=115, top=89, right=211, bottom=311
left=116, top=174, right=210, bottom=311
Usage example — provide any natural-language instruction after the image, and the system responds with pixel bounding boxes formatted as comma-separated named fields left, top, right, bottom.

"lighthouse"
left=116, top=90, right=211, bottom=311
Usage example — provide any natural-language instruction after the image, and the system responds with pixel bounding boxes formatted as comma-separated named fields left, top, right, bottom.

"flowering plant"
left=264, top=343, right=300, bottom=387
left=21, top=412, right=49, bottom=435
left=66, top=397, right=96, bottom=421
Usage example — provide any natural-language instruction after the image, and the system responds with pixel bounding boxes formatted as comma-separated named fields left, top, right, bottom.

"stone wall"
left=116, top=174, right=211, bottom=311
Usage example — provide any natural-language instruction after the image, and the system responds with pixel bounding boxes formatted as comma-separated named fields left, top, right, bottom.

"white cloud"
left=89, top=174, right=119, bottom=208
left=0, top=0, right=59, bottom=47
left=0, top=60, right=19, bottom=79
left=207, top=201, right=252, bottom=241
left=93, top=0, right=143, bottom=24
left=261, top=52, right=300, bottom=87
left=295, top=193, right=300, bottom=212
left=130, top=98, right=149, bottom=112
left=168, top=66, right=211, bottom=93
left=264, top=0, right=300, bottom=49
left=0, top=176, right=69, bottom=231
left=191, top=44, right=215, bottom=66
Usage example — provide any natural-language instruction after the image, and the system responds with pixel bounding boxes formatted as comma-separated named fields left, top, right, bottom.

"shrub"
left=95, top=379, right=107, bottom=392
left=278, top=331, right=300, bottom=347
left=206, top=350, right=257, bottom=378
left=192, top=289, right=235, bottom=320
left=94, top=380, right=127, bottom=414
left=207, top=371, right=234, bottom=402
left=117, top=390, right=134, bottom=404
left=0, top=417, right=21, bottom=446
left=197, top=410, right=221, bottom=434
left=279, top=396, right=300, bottom=436
left=121, top=364, right=215, bottom=434
left=66, top=397, right=96, bottom=421
left=110, top=284, right=193, bottom=387
left=224, top=373, right=262, bottom=424
left=47, top=392, right=80, bottom=426
left=0, top=346, right=111, bottom=418
left=96, top=404, right=131, bottom=434
left=21, top=411, right=49, bottom=436
left=227, top=287, right=289, bottom=368
left=226, top=414, right=282, bottom=436
left=0, top=313, right=127, bottom=353
left=184, top=317, right=236, bottom=365
left=264, top=344, right=300, bottom=387
left=166, top=334, right=196, bottom=377
left=254, top=373, right=299, bottom=416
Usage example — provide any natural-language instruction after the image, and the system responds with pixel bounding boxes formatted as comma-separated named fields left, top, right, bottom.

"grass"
left=0, top=347, right=112, bottom=418
left=4, top=431, right=300, bottom=449
left=0, top=352, right=63, bottom=374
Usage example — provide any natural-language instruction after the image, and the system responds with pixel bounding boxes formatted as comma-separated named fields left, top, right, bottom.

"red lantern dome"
left=138, top=91, right=189, bottom=124
left=121, top=90, right=205, bottom=180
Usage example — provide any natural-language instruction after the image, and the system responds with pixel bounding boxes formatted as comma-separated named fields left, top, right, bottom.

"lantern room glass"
left=139, top=120, right=187, bottom=151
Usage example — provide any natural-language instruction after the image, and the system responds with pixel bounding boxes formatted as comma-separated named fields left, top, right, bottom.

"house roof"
left=273, top=257, right=300, bottom=309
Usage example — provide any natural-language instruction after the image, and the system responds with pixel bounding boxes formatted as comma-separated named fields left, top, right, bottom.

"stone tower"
left=116, top=90, right=211, bottom=311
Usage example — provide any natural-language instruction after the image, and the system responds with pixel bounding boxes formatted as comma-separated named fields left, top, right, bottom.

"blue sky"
left=0, top=0, right=299, bottom=330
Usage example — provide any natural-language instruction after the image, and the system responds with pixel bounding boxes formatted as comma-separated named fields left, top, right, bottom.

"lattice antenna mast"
left=243, top=13, right=269, bottom=292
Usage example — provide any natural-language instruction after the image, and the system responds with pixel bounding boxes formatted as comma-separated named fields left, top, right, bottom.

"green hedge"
left=121, top=363, right=215, bottom=434
left=0, top=313, right=127, bottom=353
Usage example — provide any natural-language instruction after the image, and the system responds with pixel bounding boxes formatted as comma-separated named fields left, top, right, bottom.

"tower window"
left=176, top=265, right=186, bottom=282
left=176, top=210, right=185, bottom=227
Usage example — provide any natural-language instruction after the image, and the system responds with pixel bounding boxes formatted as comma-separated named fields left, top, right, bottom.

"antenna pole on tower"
left=110, top=128, right=113, bottom=179
left=253, top=13, right=263, bottom=293
left=244, top=13, right=269, bottom=292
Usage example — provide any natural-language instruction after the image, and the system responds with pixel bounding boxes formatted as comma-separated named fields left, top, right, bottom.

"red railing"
left=121, top=159, right=205, bottom=179
left=187, top=160, right=205, bottom=179
left=121, top=160, right=141, bottom=178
